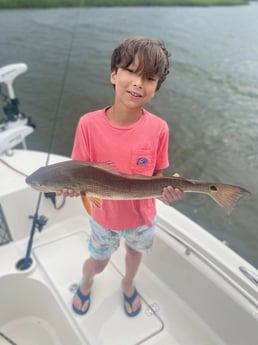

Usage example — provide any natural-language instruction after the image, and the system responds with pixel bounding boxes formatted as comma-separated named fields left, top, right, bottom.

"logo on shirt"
left=137, top=157, right=148, bottom=165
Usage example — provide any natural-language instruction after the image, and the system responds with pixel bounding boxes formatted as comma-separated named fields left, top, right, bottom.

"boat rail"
left=239, top=266, right=258, bottom=286
left=157, top=217, right=258, bottom=309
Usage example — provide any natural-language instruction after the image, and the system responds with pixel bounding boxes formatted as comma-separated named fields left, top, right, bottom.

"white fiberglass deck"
left=1, top=220, right=257, bottom=345
left=33, top=231, right=163, bottom=345
left=31, top=218, right=228, bottom=345
left=1, top=317, right=63, bottom=345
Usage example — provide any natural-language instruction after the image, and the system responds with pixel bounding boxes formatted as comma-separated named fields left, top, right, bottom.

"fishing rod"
left=16, top=4, right=83, bottom=271
left=16, top=193, right=47, bottom=270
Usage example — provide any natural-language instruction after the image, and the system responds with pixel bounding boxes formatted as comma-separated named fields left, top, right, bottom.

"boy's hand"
left=56, top=189, right=80, bottom=197
left=160, top=173, right=184, bottom=205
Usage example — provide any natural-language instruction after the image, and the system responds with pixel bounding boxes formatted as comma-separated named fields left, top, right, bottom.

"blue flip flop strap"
left=76, top=288, right=90, bottom=304
left=124, top=288, right=138, bottom=306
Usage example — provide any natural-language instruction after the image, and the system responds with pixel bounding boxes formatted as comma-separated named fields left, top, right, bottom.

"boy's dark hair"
left=111, top=37, right=170, bottom=91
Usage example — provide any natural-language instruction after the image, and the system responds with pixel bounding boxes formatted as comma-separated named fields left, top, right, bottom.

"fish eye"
left=210, top=185, right=218, bottom=191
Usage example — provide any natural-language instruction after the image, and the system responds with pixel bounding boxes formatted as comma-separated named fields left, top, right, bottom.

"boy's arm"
left=154, top=170, right=184, bottom=205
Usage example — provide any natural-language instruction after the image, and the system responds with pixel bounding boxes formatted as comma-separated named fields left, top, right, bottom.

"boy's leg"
left=122, top=244, right=142, bottom=314
left=73, top=219, right=121, bottom=313
left=72, top=256, right=109, bottom=313
left=122, top=219, right=156, bottom=315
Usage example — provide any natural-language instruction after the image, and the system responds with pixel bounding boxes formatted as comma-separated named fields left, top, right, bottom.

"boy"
left=64, top=37, right=183, bottom=317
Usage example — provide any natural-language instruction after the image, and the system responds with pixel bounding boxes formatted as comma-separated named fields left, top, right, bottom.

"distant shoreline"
left=0, top=0, right=249, bottom=10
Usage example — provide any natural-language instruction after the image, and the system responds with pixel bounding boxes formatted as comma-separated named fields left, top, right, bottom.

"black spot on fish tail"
left=209, top=184, right=250, bottom=215
left=210, top=185, right=218, bottom=191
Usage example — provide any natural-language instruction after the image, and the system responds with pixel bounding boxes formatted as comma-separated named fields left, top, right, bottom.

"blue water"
left=0, top=4, right=257, bottom=267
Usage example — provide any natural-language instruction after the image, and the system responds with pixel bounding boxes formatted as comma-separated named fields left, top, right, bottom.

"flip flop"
left=123, top=288, right=142, bottom=317
left=72, top=288, right=91, bottom=315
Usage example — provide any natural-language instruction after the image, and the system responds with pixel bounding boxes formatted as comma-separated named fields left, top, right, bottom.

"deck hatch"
left=34, top=231, right=163, bottom=345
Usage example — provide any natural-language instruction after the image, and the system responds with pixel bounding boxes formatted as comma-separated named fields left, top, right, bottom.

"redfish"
left=25, top=160, right=250, bottom=215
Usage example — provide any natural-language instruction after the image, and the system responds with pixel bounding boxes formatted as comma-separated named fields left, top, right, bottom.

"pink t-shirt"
left=71, top=107, right=169, bottom=230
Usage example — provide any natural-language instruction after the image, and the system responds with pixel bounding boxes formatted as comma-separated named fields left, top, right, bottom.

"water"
left=0, top=4, right=257, bottom=267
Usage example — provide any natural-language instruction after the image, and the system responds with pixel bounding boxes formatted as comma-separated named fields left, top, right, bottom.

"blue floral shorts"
left=88, top=217, right=157, bottom=260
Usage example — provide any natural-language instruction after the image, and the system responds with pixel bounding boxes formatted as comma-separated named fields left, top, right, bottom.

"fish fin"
left=80, top=195, right=92, bottom=216
left=91, top=161, right=121, bottom=175
left=208, top=184, right=250, bottom=215
left=91, top=161, right=150, bottom=179
left=88, top=197, right=103, bottom=209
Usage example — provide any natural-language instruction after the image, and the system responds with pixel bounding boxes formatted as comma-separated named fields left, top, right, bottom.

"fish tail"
left=208, top=184, right=250, bottom=215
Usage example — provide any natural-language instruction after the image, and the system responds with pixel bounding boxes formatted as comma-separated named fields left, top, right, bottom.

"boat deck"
left=1, top=214, right=257, bottom=345
left=30, top=216, right=224, bottom=345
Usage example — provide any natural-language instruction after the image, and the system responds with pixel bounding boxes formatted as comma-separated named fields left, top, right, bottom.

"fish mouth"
left=25, top=175, right=32, bottom=185
left=25, top=175, right=43, bottom=190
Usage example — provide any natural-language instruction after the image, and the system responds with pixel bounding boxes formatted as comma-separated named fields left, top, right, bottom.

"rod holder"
left=16, top=193, right=47, bottom=271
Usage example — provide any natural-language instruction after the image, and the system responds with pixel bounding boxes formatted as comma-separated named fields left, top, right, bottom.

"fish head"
left=25, top=166, right=60, bottom=192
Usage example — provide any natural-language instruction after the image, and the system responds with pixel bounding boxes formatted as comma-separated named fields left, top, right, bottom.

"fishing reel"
left=29, top=214, right=48, bottom=232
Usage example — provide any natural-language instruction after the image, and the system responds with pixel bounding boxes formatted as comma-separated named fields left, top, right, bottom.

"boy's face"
left=110, top=58, right=158, bottom=110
